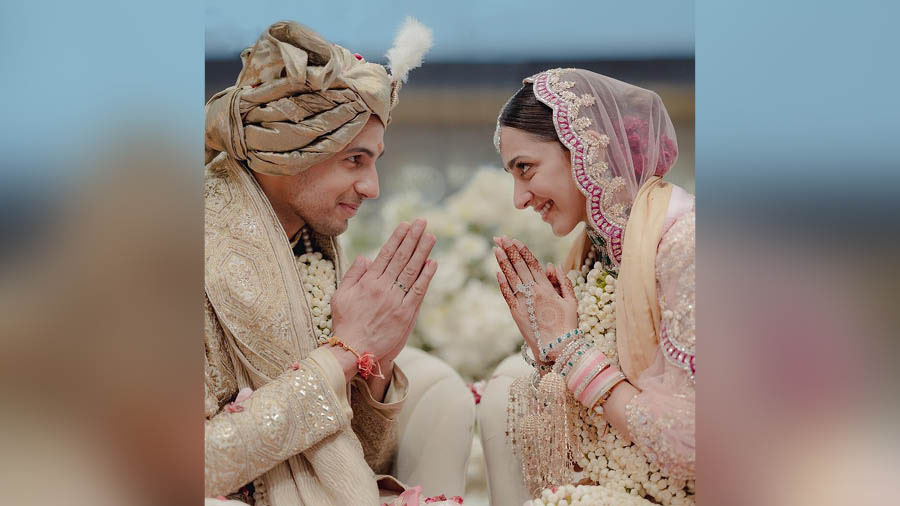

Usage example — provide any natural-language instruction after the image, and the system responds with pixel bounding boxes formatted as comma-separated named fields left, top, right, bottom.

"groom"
left=204, top=21, right=473, bottom=505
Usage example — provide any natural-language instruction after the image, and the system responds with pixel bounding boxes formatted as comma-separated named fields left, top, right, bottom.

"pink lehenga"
left=499, top=69, right=695, bottom=506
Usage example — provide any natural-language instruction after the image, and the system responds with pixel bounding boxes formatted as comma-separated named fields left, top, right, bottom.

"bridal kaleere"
left=481, top=68, right=695, bottom=506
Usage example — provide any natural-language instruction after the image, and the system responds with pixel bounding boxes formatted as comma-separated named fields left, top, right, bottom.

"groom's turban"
left=205, top=21, right=396, bottom=176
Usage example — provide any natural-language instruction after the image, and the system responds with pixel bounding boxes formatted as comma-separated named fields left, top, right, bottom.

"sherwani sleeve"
left=349, top=364, right=409, bottom=474
left=625, top=208, right=696, bottom=481
left=204, top=297, right=354, bottom=497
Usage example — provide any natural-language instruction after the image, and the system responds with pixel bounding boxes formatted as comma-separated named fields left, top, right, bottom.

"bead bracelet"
left=552, top=339, right=593, bottom=378
left=539, top=328, right=583, bottom=362
left=520, top=342, right=549, bottom=373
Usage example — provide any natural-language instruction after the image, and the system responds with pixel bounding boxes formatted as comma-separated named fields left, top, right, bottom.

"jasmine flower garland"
left=527, top=483, right=653, bottom=506
left=562, top=252, right=694, bottom=506
left=295, top=251, right=336, bottom=345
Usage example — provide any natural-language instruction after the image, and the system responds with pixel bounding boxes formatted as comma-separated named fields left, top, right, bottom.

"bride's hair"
left=498, top=84, right=560, bottom=144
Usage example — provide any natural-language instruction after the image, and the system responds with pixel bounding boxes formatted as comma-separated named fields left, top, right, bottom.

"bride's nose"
left=513, top=181, right=531, bottom=210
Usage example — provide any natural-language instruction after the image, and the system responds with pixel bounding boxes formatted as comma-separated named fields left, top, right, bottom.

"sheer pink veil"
left=498, top=68, right=679, bottom=268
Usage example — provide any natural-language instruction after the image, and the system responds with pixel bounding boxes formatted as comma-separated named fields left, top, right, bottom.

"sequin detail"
left=204, top=360, right=347, bottom=496
left=657, top=209, right=696, bottom=380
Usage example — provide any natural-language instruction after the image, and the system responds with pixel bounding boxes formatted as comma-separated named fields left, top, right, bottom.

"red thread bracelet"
left=326, top=336, right=385, bottom=379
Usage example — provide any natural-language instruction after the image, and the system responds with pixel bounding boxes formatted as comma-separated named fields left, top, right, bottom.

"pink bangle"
left=579, top=366, right=625, bottom=408
left=566, top=349, right=607, bottom=391
left=578, top=367, right=614, bottom=404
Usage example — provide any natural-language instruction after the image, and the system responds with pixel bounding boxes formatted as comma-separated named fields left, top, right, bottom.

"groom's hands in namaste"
left=330, top=218, right=437, bottom=384
left=493, top=236, right=578, bottom=364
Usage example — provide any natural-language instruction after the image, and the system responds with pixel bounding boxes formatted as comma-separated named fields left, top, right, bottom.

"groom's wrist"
left=365, top=359, right=393, bottom=402
left=376, top=359, right=394, bottom=379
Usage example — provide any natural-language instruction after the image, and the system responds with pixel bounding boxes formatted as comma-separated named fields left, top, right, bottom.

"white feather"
left=385, top=17, right=433, bottom=84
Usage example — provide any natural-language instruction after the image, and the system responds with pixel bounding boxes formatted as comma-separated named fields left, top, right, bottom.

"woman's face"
left=499, top=126, right=587, bottom=236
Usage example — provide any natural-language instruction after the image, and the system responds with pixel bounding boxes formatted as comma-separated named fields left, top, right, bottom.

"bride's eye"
left=517, top=162, right=533, bottom=176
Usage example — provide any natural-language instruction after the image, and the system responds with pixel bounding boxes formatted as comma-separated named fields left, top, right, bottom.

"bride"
left=478, top=68, right=695, bottom=506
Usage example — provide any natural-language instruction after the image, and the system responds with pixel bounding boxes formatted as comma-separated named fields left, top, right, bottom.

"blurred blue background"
left=205, top=0, right=697, bottom=203
left=205, top=1, right=694, bottom=61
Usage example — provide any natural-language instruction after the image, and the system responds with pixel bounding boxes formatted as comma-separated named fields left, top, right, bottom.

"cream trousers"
left=477, top=353, right=533, bottom=506
left=393, top=346, right=475, bottom=497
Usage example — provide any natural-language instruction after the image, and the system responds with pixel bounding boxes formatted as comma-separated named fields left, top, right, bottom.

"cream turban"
left=205, top=20, right=429, bottom=176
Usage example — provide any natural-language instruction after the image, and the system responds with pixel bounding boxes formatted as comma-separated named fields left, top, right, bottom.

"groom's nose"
left=354, top=165, right=380, bottom=199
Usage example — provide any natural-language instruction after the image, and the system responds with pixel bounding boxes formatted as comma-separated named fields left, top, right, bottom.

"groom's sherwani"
left=204, top=154, right=407, bottom=505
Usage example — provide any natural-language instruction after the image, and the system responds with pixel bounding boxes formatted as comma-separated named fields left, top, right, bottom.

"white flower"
left=451, top=232, right=489, bottom=264
left=422, top=208, right=465, bottom=238
left=416, top=279, right=519, bottom=378
left=427, top=253, right=466, bottom=297
left=379, top=190, right=425, bottom=226
left=295, top=252, right=336, bottom=344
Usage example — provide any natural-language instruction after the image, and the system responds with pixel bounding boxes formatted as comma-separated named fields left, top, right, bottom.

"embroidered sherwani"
left=204, top=153, right=408, bottom=505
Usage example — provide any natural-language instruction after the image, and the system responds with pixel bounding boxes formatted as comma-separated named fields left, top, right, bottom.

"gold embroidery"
left=205, top=154, right=317, bottom=379
left=204, top=360, right=348, bottom=496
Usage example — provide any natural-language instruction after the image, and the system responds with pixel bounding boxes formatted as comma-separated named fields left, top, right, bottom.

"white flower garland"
left=527, top=483, right=654, bottom=506
left=561, top=254, right=695, bottom=506
left=295, top=251, right=336, bottom=344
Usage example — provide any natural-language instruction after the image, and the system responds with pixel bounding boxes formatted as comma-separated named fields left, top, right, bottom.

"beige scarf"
left=565, top=176, right=672, bottom=380
left=614, top=176, right=673, bottom=380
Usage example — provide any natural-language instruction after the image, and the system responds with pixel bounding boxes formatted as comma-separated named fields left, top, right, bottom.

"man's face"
left=257, top=117, right=385, bottom=236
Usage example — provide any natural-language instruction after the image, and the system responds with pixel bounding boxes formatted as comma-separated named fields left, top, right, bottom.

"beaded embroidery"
left=656, top=210, right=696, bottom=381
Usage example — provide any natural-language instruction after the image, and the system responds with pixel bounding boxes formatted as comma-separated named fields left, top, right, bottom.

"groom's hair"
left=498, top=84, right=560, bottom=144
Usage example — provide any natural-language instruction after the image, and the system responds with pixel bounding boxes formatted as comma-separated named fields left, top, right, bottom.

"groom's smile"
left=254, top=117, right=385, bottom=238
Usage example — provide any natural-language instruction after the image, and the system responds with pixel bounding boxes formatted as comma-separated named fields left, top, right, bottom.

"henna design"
left=495, top=247, right=520, bottom=287
left=535, top=291, right=565, bottom=341
left=504, top=244, right=524, bottom=266
left=497, top=272, right=517, bottom=308
left=561, top=271, right=576, bottom=299
left=546, top=265, right=562, bottom=296
left=520, top=245, right=542, bottom=276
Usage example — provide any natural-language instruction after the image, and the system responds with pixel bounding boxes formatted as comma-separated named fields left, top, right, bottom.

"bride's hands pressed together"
left=492, top=236, right=578, bottom=364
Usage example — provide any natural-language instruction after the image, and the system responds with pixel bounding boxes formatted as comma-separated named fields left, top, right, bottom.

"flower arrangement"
left=526, top=483, right=654, bottom=506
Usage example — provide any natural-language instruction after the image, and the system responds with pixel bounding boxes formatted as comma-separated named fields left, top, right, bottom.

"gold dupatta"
left=614, top=176, right=673, bottom=380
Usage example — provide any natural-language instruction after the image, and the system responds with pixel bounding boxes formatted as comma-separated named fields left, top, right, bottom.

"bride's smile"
left=499, top=125, right=587, bottom=236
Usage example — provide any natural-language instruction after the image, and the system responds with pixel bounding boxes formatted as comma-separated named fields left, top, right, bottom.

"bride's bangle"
left=520, top=342, right=549, bottom=373
left=573, top=356, right=612, bottom=400
left=582, top=367, right=626, bottom=411
left=539, top=328, right=582, bottom=362
left=553, top=339, right=593, bottom=378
